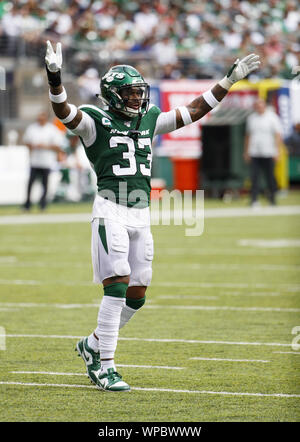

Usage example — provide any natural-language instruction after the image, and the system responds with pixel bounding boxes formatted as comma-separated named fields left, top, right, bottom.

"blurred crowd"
left=0, top=0, right=299, bottom=80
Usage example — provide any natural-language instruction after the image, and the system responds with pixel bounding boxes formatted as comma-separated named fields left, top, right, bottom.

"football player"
left=45, top=41, right=260, bottom=391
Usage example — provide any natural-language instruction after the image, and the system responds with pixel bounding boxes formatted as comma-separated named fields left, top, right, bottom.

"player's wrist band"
left=202, top=90, right=220, bottom=108
left=45, top=64, right=62, bottom=87
left=59, top=104, right=77, bottom=124
left=177, top=106, right=192, bottom=125
left=218, top=76, right=233, bottom=91
left=49, top=87, right=67, bottom=103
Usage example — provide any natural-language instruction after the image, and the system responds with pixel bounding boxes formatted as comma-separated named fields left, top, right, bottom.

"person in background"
left=244, top=98, right=282, bottom=207
left=54, top=131, right=94, bottom=202
left=23, top=110, right=63, bottom=211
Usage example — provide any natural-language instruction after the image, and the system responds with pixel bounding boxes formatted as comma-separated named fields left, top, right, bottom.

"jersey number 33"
left=110, top=136, right=152, bottom=177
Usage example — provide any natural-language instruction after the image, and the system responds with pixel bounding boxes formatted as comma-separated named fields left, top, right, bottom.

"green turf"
left=0, top=194, right=299, bottom=422
left=0, top=187, right=299, bottom=216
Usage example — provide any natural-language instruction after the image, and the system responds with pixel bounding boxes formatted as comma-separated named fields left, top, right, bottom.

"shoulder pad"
left=79, top=105, right=113, bottom=127
left=148, top=104, right=161, bottom=116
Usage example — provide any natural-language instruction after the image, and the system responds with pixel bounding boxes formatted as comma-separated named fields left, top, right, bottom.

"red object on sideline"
left=172, top=158, right=199, bottom=191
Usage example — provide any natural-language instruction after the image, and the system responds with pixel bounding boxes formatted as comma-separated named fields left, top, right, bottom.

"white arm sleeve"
left=154, top=106, right=193, bottom=136
left=70, top=110, right=96, bottom=147
left=154, top=109, right=177, bottom=136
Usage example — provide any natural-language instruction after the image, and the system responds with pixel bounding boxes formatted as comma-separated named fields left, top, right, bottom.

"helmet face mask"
left=118, top=84, right=149, bottom=116
left=100, top=65, right=150, bottom=118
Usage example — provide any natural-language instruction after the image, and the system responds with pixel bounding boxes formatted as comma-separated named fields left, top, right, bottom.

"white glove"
left=45, top=40, right=62, bottom=73
left=219, top=54, right=261, bottom=90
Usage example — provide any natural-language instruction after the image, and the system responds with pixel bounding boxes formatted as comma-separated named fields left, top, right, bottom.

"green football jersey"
left=78, top=104, right=161, bottom=208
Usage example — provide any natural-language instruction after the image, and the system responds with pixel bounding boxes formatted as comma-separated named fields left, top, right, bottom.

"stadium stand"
left=0, top=0, right=299, bottom=197
left=0, top=0, right=299, bottom=122
left=0, top=0, right=299, bottom=80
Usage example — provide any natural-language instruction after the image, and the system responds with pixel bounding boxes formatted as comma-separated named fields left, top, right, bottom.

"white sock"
left=87, top=332, right=99, bottom=352
left=95, top=295, right=125, bottom=361
left=119, top=304, right=137, bottom=329
left=100, top=359, right=116, bottom=373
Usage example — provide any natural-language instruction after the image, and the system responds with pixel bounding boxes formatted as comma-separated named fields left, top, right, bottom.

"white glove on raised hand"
left=45, top=40, right=62, bottom=73
left=219, top=54, right=260, bottom=90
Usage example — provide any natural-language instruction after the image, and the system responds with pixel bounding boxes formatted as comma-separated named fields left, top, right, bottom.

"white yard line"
left=0, top=279, right=42, bottom=286
left=190, top=357, right=270, bottom=363
left=0, top=279, right=93, bottom=286
left=239, top=239, right=300, bottom=248
left=0, top=302, right=297, bottom=312
left=273, top=351, right=300, bottom=355
left=146, top=305, right=300, bottom=313
left=0, top=381, right=299, bottom=398
left=117, top=364, right=184, bottom=370
left=0, top=279, right=299, bottom=293
left=202, top=205, right=300, bottom=219
left=156, top=248, right=300, bottom=256
left=220, top=292, right=281, bottom=297
left=0, top=261, right=90, bottom=268
left=2, top=334, right=292, bottom=347
left=158, top=295, right=219, bottom=300
left=11, top=371, right=88, bottom=376
left=118, top=337, right=292, bottom=348
left=11, top=364, right=184, bottom=374
left=2, top=260, right=299, bottom=271
left=151, top=282, right=300, bottom=291
left=0, top=302, right=99, bottom=309
left=0, top=213, right=91, bottom=225
left=1, top=245, right=294, bottom=256
left=0, top=257, right=17, bottom=263
left=159, top=263, right=300, bottom=271
left=0, top=205, right=300, bottom=226
left=0, top=279, right=84, bottom=287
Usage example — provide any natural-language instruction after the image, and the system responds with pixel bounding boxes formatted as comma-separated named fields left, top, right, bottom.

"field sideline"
left=0, top=192, right=299, bottom=422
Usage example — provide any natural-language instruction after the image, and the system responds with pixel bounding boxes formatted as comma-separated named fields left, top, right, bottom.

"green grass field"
left=0, top=192, right=300, bottom=422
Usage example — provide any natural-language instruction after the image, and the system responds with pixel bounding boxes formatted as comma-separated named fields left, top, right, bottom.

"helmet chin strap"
left=128, top=112, right=142, bottom=141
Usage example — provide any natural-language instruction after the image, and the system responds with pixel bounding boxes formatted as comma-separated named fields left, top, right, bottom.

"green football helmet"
left=100, top=65, right=150, bottom=118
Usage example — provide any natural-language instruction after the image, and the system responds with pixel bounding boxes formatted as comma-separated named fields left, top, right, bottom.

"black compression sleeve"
left=45, top=64, right=62, bottom=87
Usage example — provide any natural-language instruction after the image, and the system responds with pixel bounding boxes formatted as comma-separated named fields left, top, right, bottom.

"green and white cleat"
left=75, top=337, right=101, bottom=387
left=98, top=368, right=130, bottom=392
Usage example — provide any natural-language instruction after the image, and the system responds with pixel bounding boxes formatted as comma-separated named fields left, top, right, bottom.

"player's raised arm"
left=45, top=40, right=83, bottom=130
left=174, top=54, right=261, bottom=129
left=45, top=41, right=96, bottom=144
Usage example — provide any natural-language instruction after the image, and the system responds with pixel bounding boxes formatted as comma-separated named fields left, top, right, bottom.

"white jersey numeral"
left=110, top=136, right=152, bottom=177
left=138, top=138, right=152, bottom=176
left=110, top=136, right=137, bottom=176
